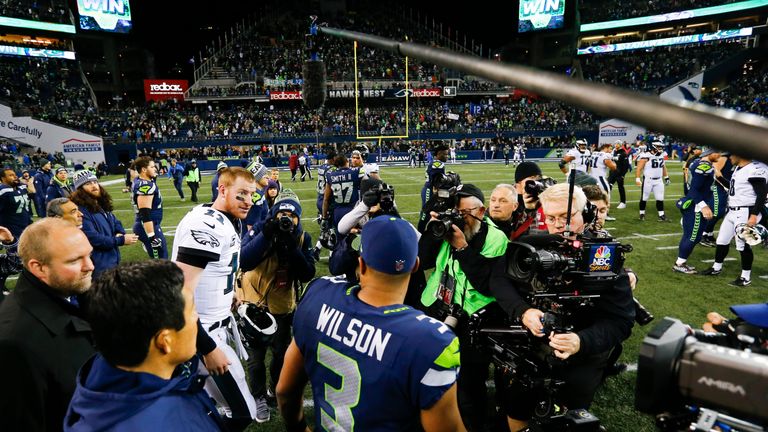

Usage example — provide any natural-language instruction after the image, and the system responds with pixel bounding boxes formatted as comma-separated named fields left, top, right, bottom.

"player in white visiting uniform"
left=635, top=141, right=671, bottom=222
left=701, top=154, right=767, bottom=286
left=172, top=167, right=259, bottom=429
left=590, top=143, right=618, bottom=221
left=559, top=139, right=591, bottom=177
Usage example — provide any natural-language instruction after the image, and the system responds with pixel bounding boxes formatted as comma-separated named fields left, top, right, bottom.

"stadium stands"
left=0, top=0, right=71, bottom=24
left=702, top=63, right=768, bottom=117
left=580, top=0, right=744, bottom=23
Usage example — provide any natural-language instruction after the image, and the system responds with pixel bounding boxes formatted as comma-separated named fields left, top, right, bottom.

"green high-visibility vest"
left=421, top=219, right=508, bottom=315
left=185, top=167, right=200, bottom=183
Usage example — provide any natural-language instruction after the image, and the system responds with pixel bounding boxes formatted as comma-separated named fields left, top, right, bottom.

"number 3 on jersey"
left=318, top=343, right=361, bottom=431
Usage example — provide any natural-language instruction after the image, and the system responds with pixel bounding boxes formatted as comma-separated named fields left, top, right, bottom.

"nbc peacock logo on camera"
left=588, top=245, right=614, bottom=271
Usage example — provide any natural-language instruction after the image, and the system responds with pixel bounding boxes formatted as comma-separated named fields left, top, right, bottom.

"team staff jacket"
left=33, top=169, right=53, bottom=201
left=419, top=218, right=508, bottom=315
left=295, top=277, right=461, bottom=431
left=45, top=179, right=72, bottom=204
left=0, top=270, right=95, bottom=432
left=64, top=355, right=224, bottom=431
left=489, top=233, right=635, bottom=357
left=79, top=205, right=127, bottom=276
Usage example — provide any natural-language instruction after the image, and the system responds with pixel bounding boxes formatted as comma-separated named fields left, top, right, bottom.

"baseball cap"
left=217, top=161, right=227, bottom=171
left=456, top=183, right=484, bottom=204
left=73, top=170, right=97, bottom=190
left=246, top=161, right=268, bottom=181
left=515, top=162, right=542, bottom=184
left=360, top=216, right=417, bottom=275
left=730, top=302, right=768, bottom=328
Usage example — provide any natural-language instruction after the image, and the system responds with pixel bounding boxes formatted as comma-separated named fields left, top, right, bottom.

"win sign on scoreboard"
left=519, top=0, right=566, bottom=32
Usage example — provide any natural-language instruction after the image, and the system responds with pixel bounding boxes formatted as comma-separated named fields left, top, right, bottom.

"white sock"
left=639, top=210, right=646, bottom=215
left=659, top=211, right=665, bottom=217
left=713, top=262, right=723, bottom=271
left=676, top=258, right=686, bottom=266
left=741, top=270, right=751, bottom=280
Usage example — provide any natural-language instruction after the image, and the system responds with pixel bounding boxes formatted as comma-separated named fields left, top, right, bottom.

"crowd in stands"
left=701, top=64, right=768, bottom=117
left=581, top=40, right=745, bottom=93
left=580, top=0, right=744, bottom=23
left=0, top=56, right=94, bottom=120
left=0, top=0, right=70, bottom=24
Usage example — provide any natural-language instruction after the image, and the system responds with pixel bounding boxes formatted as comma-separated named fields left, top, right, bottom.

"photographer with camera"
left=239, top=190, right=316, bottom=422
left=417, top=171, right=462, bottom=233
left=506, top=162, right=549, bottom=240
left=419, top=183, right=508, bottom=431
left=490, top=183, right=635, bottom=431
left=421, top=144, right=449, bottom=208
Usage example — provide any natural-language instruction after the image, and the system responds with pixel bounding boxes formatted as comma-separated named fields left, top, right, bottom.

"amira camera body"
left=636, top=317, right=768, bottom=431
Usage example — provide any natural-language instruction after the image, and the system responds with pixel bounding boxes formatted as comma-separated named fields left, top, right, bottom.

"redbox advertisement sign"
left=269, top=91, right=302, bottom=101
left=144, top=79, right=188, bottom=101
left=384, top=88, right=442, bottom=98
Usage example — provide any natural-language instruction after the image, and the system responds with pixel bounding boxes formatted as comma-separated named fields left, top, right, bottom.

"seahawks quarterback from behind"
left=276, top=217, right=465, bottom=431
left=172, top=166, right=259, bottom=430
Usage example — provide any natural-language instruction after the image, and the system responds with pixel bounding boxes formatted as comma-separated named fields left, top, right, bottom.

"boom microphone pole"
left=302, top=16, right=326, bottom=110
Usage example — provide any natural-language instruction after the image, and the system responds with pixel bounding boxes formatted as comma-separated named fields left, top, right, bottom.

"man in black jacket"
left=490, top=183, right=635, bottom=431
left=608, top=141, right=630, bottom=208
left=0, top=218, right=96, bottom=432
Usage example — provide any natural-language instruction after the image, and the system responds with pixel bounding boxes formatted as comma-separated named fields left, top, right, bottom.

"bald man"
left=0, top=218, right=96, bottom=432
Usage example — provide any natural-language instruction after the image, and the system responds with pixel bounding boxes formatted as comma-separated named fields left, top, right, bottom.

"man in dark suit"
left=0, top=218, right=96, bottom=431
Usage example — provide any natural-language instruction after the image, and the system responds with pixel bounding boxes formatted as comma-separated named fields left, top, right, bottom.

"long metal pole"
left=319, top=26, right=768, bottom=162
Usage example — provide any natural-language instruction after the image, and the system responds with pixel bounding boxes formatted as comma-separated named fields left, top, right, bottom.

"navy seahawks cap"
left=456, top=183, right=484, bottom=204
left=360, top=216, right=417, bottom=275
left=730, top=302, right=768, bottom=329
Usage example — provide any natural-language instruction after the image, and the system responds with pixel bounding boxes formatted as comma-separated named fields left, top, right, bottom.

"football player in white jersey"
left=701, top=155, right=767, bottom=286
left=635, top=141, right=671, bottom=221
left=590, top=143, right=618, bottom=221
left=559, top=139, right=591, bottom=176
left=172, top=166, right=259, bottom=427
left=512, top=143, right=524, bottom=167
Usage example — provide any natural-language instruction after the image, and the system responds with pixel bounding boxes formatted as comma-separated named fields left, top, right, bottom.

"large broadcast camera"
left=636, top=317, right=768, bottom=432
left=431, top=171, right=461, bottom=212
left=365, top=182, right=395, bottom=213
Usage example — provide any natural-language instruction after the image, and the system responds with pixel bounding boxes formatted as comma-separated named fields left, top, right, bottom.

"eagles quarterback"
left=172, top=166, right=259, bottom=428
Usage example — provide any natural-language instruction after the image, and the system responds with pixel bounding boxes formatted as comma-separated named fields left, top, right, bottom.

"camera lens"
left=426, top=219, right=453, bottom=238
left=278, top=216, right=294, bottom=232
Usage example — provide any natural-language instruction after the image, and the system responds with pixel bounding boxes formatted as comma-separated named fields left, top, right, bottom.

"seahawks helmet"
left=235, top=303, right=277, bottom=348
left=735, top=223, right=768, bottom=247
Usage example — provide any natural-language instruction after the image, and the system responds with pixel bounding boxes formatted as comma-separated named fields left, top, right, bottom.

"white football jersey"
left=589, top=151, right=611, bottom=179
left=566, top=148, right=591, bottom=173
left=172, top=205, right=241, bottom=323
left=728, top=162, right=768, bottom=207
left=362, top=162, right=379, bottom=180
left=640, top=151, right=666, bottom=178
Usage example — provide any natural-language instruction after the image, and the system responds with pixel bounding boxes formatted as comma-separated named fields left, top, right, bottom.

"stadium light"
left=319, top=26, right=768, bottom=163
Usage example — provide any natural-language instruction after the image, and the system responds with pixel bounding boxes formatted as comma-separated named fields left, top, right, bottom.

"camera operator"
left=419, top=183, right=508, bottom=431
left=508, top=162, right=548, bottom=239
left=239, top=190, right=316, bottom=422
left=490, top=183, right=635, bottom=431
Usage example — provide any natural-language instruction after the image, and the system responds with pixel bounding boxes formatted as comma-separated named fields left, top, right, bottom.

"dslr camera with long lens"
left=636, top=317, right=767, bottom=431
left=430, top=171, right=461, bottom=212
left=278, top=215, right=294, bottom=232
left=524, top=177, right=557, bottom=199
left=425, top=208, right=464, bottom=238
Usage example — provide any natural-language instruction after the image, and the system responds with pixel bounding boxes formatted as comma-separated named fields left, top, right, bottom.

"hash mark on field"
left=760, top=275, right=768, bottom=280
left=700, top=258, right=737, bottom=263
left=655, top=246, right=678, bottom=250
left=631, top=233, right=660, bottom=241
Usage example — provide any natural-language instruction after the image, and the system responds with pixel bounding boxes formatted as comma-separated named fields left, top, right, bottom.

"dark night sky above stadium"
left=129, top=1, right=515, bottom=78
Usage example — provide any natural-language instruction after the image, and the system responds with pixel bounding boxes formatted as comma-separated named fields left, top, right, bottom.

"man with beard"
left=70, top=170, right=139, bottom=276
left=132, top=157, right=166, bottom=259
left=419, top=183, right=508, bottom=431
left=0, top=219, right=96, bottom=431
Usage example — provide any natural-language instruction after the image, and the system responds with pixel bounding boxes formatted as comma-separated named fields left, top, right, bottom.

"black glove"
left=261, top=219, right=279, bottom=240
left=149, top=235, right=163, bottom=259
left=362, top=190, right=379, bottom=208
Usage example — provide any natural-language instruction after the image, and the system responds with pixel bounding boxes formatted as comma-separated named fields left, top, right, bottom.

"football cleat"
left=658, top=215, right=670, bottom=222
left=700, top=267, right=722, bottom=276
left=639, top=214, right=645, bottom=221
left=729, top=277, right=751, bottom=287
left=616, top=202, right=627, bottom=209
left=672, top=263, right=697, bottom=275
left=699, top=237, right=716, bottom=247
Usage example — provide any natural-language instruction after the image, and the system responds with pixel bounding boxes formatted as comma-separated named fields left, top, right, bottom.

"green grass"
left=29, top=162, right=768, bottom=431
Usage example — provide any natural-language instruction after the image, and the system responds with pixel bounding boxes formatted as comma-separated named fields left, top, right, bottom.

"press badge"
left=436, top=269, right=457, bottom=305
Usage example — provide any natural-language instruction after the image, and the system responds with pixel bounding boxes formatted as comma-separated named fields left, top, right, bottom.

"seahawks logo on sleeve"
left=191, top=230, right=220, bottom=248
